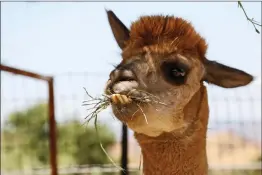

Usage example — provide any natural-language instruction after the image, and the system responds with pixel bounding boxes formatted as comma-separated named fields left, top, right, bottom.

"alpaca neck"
left=135, top=85, right=209, bottom=175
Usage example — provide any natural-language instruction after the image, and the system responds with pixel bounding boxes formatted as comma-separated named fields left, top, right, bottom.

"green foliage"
left=2, top=103, right=116, bottom=170
left=2, top=103, right=50, bottom=169
left=57, top=120, right=115, bottom=165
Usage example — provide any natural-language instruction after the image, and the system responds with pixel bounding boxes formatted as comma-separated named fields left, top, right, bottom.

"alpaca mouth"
left=109, top=92, right=148, bottom=122
left=105, top=79, right=151, bottom=105
left=109, top=89, right=152, bottom=105
left=109, top=88, right=169, bottom=122
left=105, top=80, right=168, bottom=121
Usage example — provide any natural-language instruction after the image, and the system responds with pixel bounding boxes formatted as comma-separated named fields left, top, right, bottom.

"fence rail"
left=0, top=64, right=58, bottom=175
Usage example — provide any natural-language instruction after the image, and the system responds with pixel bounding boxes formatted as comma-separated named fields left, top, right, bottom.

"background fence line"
left=1, top=70, right=261, bottom=175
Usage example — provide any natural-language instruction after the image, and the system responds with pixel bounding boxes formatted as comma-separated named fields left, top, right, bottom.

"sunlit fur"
left=122, top=15, right=207, bottom=60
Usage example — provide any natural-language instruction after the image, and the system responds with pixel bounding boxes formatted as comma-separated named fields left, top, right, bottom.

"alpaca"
left=104, top=10, right=253, bottom=175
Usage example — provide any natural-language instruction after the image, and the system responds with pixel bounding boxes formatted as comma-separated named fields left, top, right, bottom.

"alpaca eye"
left=161, top=61, right=189, bottom=85
left=171, top=68, right=186, bottom=77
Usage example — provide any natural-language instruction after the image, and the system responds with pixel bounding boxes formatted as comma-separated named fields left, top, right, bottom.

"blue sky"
left=1, top=2, right=261, bottom=138
left=1, top=2, right=261, bottom=75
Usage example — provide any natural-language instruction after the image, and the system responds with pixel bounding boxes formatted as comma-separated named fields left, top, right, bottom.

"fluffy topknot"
left=123, top=15, right=207, bottom=59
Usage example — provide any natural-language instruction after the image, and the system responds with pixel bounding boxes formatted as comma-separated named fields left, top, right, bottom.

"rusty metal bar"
left=0, top=64, right=50, bottom=81
left=121, top=124, right=128, bottom=175
left=48, top=78, right=58, bottom=175
left=1, top=64, right=58, bottom=175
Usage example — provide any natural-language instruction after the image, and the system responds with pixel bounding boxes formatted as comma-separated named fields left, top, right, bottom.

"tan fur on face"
left=126, top=104, right=187, bottom=137
left=122, top=54, right=205, bottom=137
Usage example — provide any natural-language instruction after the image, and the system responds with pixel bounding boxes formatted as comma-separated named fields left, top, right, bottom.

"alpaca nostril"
left=111, top=69, right=137, bottom=83
left=117, top=70, right=136, bottom=81
left=117, top=76, right=135, bottom=83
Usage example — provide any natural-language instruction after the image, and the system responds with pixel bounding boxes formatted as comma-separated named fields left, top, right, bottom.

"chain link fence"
left=1, top=71, right=261, bottom=175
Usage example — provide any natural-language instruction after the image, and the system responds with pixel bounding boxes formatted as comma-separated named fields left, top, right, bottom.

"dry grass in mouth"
left=82, top=87, right=168, bottom=172
left=82, top=87, right=124, bottom=172
left=82, top=87, right=168, bottom=125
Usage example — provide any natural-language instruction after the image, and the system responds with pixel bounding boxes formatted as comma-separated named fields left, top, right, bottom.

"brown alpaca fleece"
left=122, top=15, right=207, bottom=60
left=106, top=10, right=253, bottom=175
left=135, top=84, right=209, bottom=175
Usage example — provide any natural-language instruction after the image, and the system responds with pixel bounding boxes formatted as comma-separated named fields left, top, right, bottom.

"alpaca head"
left=104, top=10, right=253, bottom=137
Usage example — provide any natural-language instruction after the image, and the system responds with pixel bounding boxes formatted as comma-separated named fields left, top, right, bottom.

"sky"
left=1, top=2, right=261, bottom=140
left=1, top=2, right=261, bottom=75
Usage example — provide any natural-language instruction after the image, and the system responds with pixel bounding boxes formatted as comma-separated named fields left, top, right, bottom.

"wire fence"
left=1, top=71, right=261, bottom=175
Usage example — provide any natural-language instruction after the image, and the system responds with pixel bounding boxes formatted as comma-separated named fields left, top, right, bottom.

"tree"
left=238, top=1, right=261, bottom=34
left=2, top=103, right=116, bottom=170
left=58, top=120, right=116, bottom=165
left=2, top=103, right=50, bottom=168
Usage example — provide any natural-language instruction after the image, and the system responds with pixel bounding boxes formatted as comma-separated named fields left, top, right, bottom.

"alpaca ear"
left=106, top=10, right=130, bottom=49
left=203, top=59, right=253, bottom=88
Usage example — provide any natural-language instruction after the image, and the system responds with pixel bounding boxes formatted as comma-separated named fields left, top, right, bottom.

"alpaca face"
left=105, top=52, right=204, bottom=136
left=104, top=10, right=253, bottom=137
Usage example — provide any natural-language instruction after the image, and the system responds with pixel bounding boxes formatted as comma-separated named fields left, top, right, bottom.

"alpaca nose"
left=106, top=69, right=138, bottom=94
